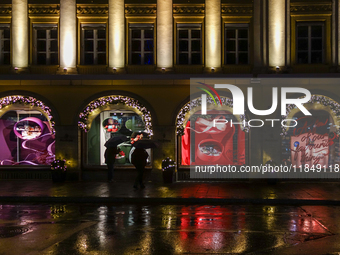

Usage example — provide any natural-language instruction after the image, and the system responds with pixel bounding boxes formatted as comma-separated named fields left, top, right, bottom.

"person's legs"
left=107, top=163, right=114, bottom=181
left=134, top=165, right=144, bottom=188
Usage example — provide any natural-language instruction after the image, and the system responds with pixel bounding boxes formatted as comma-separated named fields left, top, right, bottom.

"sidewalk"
left=1, top=178, right=340, bottom=205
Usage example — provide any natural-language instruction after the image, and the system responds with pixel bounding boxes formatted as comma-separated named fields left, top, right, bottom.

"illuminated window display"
left=180, top=110, right=246, bottom=166
left=87, top=110, right=149, bottom=166
left=0, top=110, right=55, bottom=165
left=282, top=95, right=340, bottom=167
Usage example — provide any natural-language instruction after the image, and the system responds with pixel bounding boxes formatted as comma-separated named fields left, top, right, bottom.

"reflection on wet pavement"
left=0, top=204, right=336, bottom=254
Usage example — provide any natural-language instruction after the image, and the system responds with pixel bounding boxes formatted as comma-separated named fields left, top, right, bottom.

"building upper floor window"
left=225, top=24, right=249, bottom=65
left=81, top=24, right=106, bottom=65
left=177, top=24, right=202, bottom=65
left=129, top=24, right=154, bottom=65
left=296, top=23, right=324, bottom=64
left=33, top=24, right=58, bottom=65
left=0, top=24, right=10, bottom=65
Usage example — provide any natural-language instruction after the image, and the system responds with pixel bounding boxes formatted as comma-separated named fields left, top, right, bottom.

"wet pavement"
left=0, top=203, right=339, bottom=254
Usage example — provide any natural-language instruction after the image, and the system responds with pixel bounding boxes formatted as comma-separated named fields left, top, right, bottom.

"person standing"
left=104, top=146, right=119, bottom=182
left=131, top=148, right=149, bottom=189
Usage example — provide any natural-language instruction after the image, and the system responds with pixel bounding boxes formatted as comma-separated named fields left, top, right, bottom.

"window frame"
left=224, top=23, right=250, bottom=65
left=128, top=23, right=155, bottom=65
left=291, top=14, right=331, bottom=66
left=32, top=23, right=58, bottom=65
left=0, top=23, right=10, bottom=65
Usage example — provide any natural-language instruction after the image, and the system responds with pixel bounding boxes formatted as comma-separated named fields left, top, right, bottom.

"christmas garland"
left=78, top=95, right=153, bottom=135
left=0, top=95, right=55, bottom=133
left=176, top=96, right=248, bottom=135
left=281, top=95, right=340, bottom=136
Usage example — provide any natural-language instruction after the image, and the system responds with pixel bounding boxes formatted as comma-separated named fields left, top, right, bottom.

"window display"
left=181, top=110, right=246, bottom=166
left=0, top=110, right=55, bottom=165
left=87, top=110, right=150, bottom=166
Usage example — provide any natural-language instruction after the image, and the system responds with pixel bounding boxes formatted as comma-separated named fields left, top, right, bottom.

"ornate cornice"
left=125, top=5, right=156, bottom=15
left=77, top=5, right=108, bottom=15
left=221, top=5, right=253, bottom=15
left=28, top=5, right=60, bottom=15
left=173, top=5, right=204, bottom=15
left=0, top=5, right=11, bottom=15
left=290, top=3, right=332, bottom=13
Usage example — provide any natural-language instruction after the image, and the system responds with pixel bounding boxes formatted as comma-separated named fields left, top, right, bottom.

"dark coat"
left=104, top=147, right=119, bottom=164
left=131, top=148, right=148, bottom=168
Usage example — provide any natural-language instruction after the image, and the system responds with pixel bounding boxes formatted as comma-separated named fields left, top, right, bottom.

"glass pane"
left=297, top=26, right=308, bottom=37
left=37, top=30, right=46, bottom=39
left=297, top=52, right=308, bottom=64
left=226, top=40, right=236, bottom=51
left=238, top=40, right=248, bottom=51
left=226, top=53, right=236, bottom=64
left=3, top=53, right=10, bottom=65
left=311, top=26, right=322, bottom=37
left=50, top=30, right=58, bottom=39
left=85, top=53, right=94, bottom=65
left=131, top=53, right=141, bottom=65
left=132, top=40, right=141, bottom=51
left=144, top=40, right=154, bottom=51
left=311, top=51, right=322, bottom=63
left=238, top=29, right=248, bottom=38
left=178, top=53, right=188, bottom=64
left=98, top=29, right=106, bottom=39
left=311, top=38, right=322, bottom=51
left=98, top=53, right=106, bottom=65
left=131, top=30, right=141, bottom=39
left=37, top=53, right=46, bottom=65
left=297, top=38, right=308, bottom=51
left=4, top=40, right=10, bottom=51
left=85, top=30, right=93, bottom=39
left=179, top=30, right=188, bottom=39
left=50, top=53, right=58, bottom=65
left=144, top=29, right=153, bottom=38
left=85, top=40, right=93, bottom=51
left=226, top=29, right=236, bottom=39
left=4, top=29, right=10, bottom=39
left=191, top=40, right=201, bottom=51
left=191, top=30, right=201, bottom=39
left=37, top=41, right=46, bottom=51
left=98, top=40, right=106, bottom=52
left=144, top=53, right=154, bottom=65
left=238, top=53, right=248, bottom=64
left=50, top=40, right=58, bottom=52
left=179, top=40, right=188, bottom=51
left=191, top=53, right=201, bottom=64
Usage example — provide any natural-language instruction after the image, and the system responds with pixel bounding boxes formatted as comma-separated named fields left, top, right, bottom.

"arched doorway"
left=79, top=95, right=153, bottom=167
left=0, top=95, right=56, bottom=166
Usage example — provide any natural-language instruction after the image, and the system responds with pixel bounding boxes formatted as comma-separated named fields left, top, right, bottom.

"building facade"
left=0, top=0, right=339, bottom=180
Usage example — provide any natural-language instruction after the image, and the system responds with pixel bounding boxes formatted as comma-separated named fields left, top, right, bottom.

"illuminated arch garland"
left=281, top=95, right=340, bottom=136
left=0, top=95, right=55, bottom=133
left=78, top=95, right=153, bottom=135
left=176, top=96, right=249, bottom=135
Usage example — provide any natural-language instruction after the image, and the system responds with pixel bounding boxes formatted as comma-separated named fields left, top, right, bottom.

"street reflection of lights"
left=76, top=234, right=88, bottom=253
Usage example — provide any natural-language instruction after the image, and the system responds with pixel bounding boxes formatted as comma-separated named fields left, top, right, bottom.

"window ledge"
left=174, top=65, right=204, bottom=74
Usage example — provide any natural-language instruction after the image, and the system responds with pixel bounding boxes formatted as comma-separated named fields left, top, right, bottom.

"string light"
left=78, top=95, right=153, bottom=136
left=0, top=95, right=55, bottom=133
left=281, top=94, right=340, bottom=136
left=175, top=96, right=249, bottom=135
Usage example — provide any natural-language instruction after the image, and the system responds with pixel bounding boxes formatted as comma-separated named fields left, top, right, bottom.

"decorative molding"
left=290, top=4, right=332, bottom=13
left=125, top=5, right=156, bottom=15
left=221, top=5, right=253, bottom=15
left=77, top=5, right=108, bottom=15
left=0, top=5, right=11, bottom=15
left=28, top=5, right=60, bottom=15
left=173, top=5, right=204, bottom=15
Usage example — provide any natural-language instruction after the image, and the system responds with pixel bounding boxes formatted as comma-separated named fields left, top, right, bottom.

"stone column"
left=157, top=0, right=173, bottom=71
left=268, top=0, right=286, bottom=69
left=12, top=0, right=28, bottom=70
left=59, top=0, right=77, bottom=73
left=205, top=0, right=221, bottom=72
left=108, top=0, right=125, bottom=71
